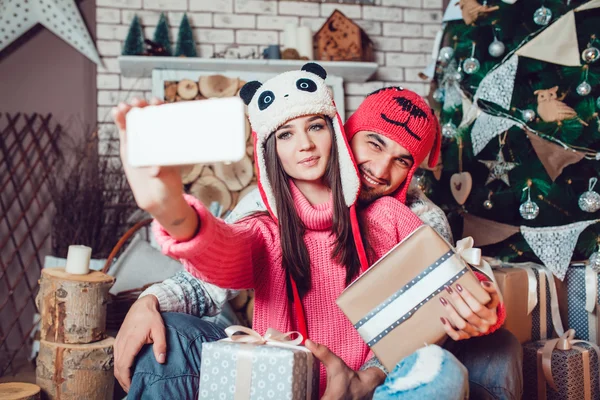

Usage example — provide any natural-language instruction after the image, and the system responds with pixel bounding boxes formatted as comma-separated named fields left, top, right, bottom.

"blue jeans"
left=127, top=313, right=521, bottom=399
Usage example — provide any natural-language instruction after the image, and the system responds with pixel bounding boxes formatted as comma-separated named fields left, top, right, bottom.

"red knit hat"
left=345, top=87, right=441, bottom=203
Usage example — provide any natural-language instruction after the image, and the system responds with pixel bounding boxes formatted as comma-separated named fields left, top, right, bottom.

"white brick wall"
left=96, top=0, right=442, bottom=128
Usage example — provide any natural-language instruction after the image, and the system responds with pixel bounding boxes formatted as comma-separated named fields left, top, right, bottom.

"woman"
left=114, top=63, right=494, bottom=398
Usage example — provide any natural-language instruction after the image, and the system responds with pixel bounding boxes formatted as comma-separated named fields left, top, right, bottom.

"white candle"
left=296, top=26, right=313, bottom=60
left=65, top=245, right=92, bottom=275
left=283, top=23, right=298, bottom=50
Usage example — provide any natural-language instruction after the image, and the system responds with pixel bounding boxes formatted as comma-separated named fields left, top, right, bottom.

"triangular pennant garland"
left=471, top=112, right=518, bottom=155
left=521, top=220, right=599, bottom=280
left=576, top=0, right=600, bottom=12
left=526, top=131, right=586, bottom=181
left=462, top=213, right=521, bottom=247
left=515, top=11, right=580, bottom=66
left=474, top=54, right=519, bottom=109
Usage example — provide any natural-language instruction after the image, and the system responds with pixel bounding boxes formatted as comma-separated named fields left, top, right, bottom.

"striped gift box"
left=337, top=225, right=490, bottom=372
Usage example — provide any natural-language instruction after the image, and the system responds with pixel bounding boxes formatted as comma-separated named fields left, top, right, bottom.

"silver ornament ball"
left=522, top=109, right=536, bottom=122
left=438, top=47, right=454, bottom=65
left=533, top=6, right=552, bottom=26
left=519, top=200, right=540, bottom=220
left=463, top=57, right=481, bottom=75
left=582, top=47, right=600, bottom=64
left=432, top=88, right=445, bottom=103
left=441, top=121, right=457, bottom=138
left=577, top=81, right=592, bottom=96
left=579, top=190, right=600, bottom=213
left=483, top=200, right=494, bottom=210
left=589, top=252, right=600, bottom=273
left=488, top=39, right=506, bottom=58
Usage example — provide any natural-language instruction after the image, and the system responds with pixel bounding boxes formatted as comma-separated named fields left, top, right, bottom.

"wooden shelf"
left=118, top=56, right=378, bottom=83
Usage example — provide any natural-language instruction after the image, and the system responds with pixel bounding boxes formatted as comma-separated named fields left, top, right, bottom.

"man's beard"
left=358, top=183, right=386, bottom=204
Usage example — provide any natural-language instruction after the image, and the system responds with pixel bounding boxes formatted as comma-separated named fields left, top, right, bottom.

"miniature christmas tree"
left=153, top=13, right=172, bottom=56
left=122, top=15, right=145, bottom=56
left=175, top=14, right=197, bottom=57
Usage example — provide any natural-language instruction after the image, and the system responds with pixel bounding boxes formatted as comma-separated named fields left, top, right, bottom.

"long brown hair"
left=263, top=116, right=363, bottom=300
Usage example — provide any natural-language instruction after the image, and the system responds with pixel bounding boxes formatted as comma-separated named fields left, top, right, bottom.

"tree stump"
left=37, top=269, right=114, bottom=344
left=36, top=338, right=114, bottom=400
left=0, top=383, right=41, bottom=400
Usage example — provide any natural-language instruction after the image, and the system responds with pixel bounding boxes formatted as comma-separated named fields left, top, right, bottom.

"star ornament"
left=479, top=151, right=518, bottom=186
left=0, top=0, right=101, bottom=65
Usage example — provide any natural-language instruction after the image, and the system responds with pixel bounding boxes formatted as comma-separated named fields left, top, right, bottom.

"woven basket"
left=102, top=218, right=154, bottom=331
left=102, top=218, right=255, bottom=330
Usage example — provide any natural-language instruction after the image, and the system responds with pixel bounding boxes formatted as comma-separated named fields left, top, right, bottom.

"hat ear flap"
left=240, top=81, right=263, bottom=105
left=301, top=62, right=327, bottom=80
left=428, top=119, right=442, bottom=169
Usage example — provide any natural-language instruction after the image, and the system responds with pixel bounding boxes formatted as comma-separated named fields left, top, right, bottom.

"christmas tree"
left=122, top=15, right=145, bottom=56
left=153, top=13, right=172, bottom=56
left=175, top=14, right=197, bottom=57
left=427, top=1, right=600, bottom=279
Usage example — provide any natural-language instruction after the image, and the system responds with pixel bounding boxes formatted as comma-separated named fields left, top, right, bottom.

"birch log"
left=0, top=383, right=41, bottom=400
left=36, top=338, right=114, bottom=400
left=38, top=269, right=114, bottom=344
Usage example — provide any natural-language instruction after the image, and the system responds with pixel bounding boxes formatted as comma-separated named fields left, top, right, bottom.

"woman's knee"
left=374, top=345, right=468, bottom=400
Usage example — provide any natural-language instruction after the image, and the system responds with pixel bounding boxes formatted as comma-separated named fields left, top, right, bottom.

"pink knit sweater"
left=154, top=187, right=504, bottom=394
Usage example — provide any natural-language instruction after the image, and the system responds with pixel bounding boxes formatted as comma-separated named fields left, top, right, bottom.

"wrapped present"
left=199, top=326, right=319, bottom=400
left=492, top=262, right=566, bottom=343
left=336, top=225, right=491, bottom=372
left=563, top=262, right=600, bottom=344
left=523, top=329, right=600, bottom=400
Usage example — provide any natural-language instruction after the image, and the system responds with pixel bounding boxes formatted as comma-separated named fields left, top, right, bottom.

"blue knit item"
left=374, top=345, right=469, bottom=400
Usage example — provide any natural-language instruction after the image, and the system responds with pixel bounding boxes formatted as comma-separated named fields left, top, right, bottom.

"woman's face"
left=274, top=114, right=332, bottom=184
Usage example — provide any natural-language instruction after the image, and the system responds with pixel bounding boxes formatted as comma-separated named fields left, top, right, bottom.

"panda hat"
left=240, top=62, right=368, bottom=273
left=240, top=63, right=361, bottom=221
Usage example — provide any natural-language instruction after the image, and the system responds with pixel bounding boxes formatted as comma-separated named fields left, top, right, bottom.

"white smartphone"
left=126, top=97, right=247, bottom=167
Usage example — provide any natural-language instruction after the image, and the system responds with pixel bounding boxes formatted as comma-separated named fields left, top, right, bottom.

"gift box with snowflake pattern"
left=199, top=341, right=319, bottom=399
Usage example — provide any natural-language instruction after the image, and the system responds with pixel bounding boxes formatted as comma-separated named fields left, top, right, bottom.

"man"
left=114, top=88, right=521, bottom=399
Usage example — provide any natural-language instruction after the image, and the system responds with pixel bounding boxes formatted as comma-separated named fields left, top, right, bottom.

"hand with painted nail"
left=114, top=295, right=167, bottom=393
left=112, top=98, right=199, bottom=241
left=439, top=281, right=500, bottom=341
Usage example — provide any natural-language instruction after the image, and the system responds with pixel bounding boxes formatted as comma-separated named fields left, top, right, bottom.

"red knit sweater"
left=154, top=188, right=505, bottom=394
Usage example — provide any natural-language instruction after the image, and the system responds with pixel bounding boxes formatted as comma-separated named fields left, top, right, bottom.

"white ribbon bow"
left=455, top=237, right=503, bottom=303
left=223, top=325, right=304, bottom=347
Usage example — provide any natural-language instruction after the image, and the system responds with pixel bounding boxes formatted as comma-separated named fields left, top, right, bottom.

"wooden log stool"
left=36, top=338, right=115, bottom=400
left=37, top=269, right=114, bottom=344
left=0, top=383, right=41, bottom=400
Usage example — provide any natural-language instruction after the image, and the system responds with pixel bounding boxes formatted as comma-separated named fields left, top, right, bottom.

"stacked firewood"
left=163, top=75, right=256, bottom=218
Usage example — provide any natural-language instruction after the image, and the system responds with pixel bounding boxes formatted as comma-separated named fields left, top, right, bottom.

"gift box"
left=199, top=326, right=319, bottom=400
left=563, top=262, right=600, bottom=344
left=336, top=225, right=491, bottom=372
left=492, top=262, right=567, bottom=344
left=522, top=330, right=600, bottom=400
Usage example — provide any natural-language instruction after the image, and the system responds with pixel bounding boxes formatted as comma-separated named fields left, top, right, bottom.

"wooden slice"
left=189, top=176, right=232, bottom=214
left=36, top=338, right=114, bottom=400
left=199, top=75, right=239, bottom=98
left=164, top=81, right=177, bottom=103
left=0, top=383, right=41, bottom=400
left=213, top=156, right=254, bottom=191
left=194, top=94, right=207, bottom=100
left=200, top=165, right=215, bottom=177
left=238, top=183, right=257, bottom=202
left=177, top=79, right=199, bottom=100
left=38, top=269, right=114, bottom=344
left=181, top=164, right=205, bottom=184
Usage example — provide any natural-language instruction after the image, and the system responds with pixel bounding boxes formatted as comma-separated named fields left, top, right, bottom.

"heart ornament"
left=450, top=172, right=472, bottom=205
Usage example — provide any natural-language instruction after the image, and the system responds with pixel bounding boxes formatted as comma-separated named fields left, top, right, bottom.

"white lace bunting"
left=521, top=220, right=600, bottom=280
left=474, top=54, right=519, bottom=109
left=471, top=112, right=518, bottom=155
